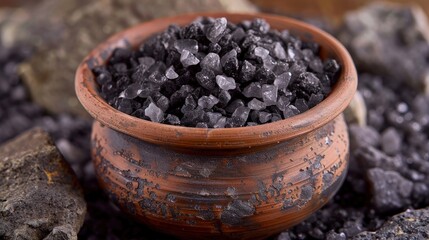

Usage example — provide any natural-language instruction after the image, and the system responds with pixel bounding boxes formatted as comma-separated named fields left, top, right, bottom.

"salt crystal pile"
left=92, top=17, right=340, bottom=128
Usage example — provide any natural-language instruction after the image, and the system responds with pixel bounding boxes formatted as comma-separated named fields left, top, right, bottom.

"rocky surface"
left=0, top=0, right=256, bottom=116
left=0, top=128, right=86, bottom=240
left=353, top=208, right=429, bottom=240
left=338, top=2, right=429, bottom=92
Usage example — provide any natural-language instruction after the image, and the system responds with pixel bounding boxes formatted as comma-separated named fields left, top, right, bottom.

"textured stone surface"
left=338, top=2, right=429, bottom=92
left=353, top=208, right=429, bottom=240
left=0, top=0, right=256, bottom=116
left=0, top=128, right=86, bottom=240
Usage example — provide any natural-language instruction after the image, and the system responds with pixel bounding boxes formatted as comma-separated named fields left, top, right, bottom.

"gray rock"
left=349, top=124, right=380, bottom=150
left=367, top=168, right=413, bottom=213
left=380, top=127, right=401, bottom=155
left=356, top=146, right=403, bottom=171
left=0, top=128, right=86, bottom=240
left=0, top=0, right=256, bottom=116
left=338, top=3, right=429, bottom=93
left=353, top=208, right=429, bottom=240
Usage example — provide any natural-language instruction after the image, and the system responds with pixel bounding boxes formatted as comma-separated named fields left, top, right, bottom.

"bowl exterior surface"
left=92, top=115, right=348, bottom=239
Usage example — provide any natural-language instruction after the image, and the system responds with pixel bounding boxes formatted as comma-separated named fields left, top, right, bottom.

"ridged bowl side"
left=91, top=115, right=348, bottom=239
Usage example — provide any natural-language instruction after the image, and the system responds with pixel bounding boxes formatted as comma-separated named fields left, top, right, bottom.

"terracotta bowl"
left=75, top=13, right=357, bottom=240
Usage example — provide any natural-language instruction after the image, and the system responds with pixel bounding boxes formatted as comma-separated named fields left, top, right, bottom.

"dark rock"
left=349, top=124, right=380, bottom=150
left=367, top=168, right=413, bottom=213
left=380, top=127, right=401, bottom=155
left=338, top=3, right=429, bottom=92
left=356, top=146, right=403, bottom=171
left=0, top=128, right=86, bottom=240
left=353, top=208, right=429, bottom=240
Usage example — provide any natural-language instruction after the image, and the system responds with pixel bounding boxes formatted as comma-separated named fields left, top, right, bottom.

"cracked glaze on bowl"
left=75, top=13, right=357, bottom=240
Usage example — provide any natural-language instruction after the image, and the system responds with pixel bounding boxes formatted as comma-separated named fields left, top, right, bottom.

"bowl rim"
left=75, top=12, right=357, bottom=149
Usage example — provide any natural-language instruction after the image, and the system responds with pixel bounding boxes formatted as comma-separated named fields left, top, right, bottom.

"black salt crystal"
left=309, top=58, right=324, bottom=73
left=273, top=42, right=287, bottom=60
left=225, top=99, right=245, bottom=114
left=254, top=67, right=276, bottom=84
left=165, top=66, right=179, bottom=79
left=181, top=95, right=197, bottom=113
left=109, top=48, right=132, bottom=64
left=113, top=63, right=127, bottom=73
left=250, top=18, right=270, bottom=34
left=295, top=72, right=321, bottom=94
left=145, top=102, right=164, bottom=123
left=117, top=99, right=133, bottom=114
left=308, top=93, right=324, bottom=108
left=239, top=60, right=256, bottom=83
left=217, top=90, right=232, bottom=108
left=180, top=50, right=200, bottom=67
left=196, top=68, right=217, bottom=91
left=181, top=22, right=205, bottom=40
left=283, top=105, right=300, bottom=118
left=119, top=82, right=142, bottom=99
left=206, top=17, right=228, bottom=43
left=231, top=27, right=246, bottom=42
left=208, top=43, right=222, bottom=53
left=216, top=75, right=236, bottom=90
left=137, top=81, right=160, bottom=98
left=262, top=84, right=278, bottom=106
left=220, top=49, right=239, bottom=76
left=181, top=107, right=205, bottom=126
left=165, top=114, right=181, bottom=125
left=231, top=106, right=251, bottom=127
left=295, top=98, right=309, bottom=113
left=206, top=112, right=223, bottom=127
left=169, top=85, right=194, bottom=107
left=271, top=113, right=282, bottom=122
left=174, top=39, right=199, bottom=54
left=200, top=53, right=222, bottom=74
left=156, top=95, right=170, bottom=112
left=258, top=111, right=272, bottom=123
left=276, top=95, right=291, bottom=111
left=248, top=98, right=266, bottom=110
left=273, top=72, right=292, bottom=90
left=242, top=82, right=262, bottom=99
left=242, top=33, right=261, bottom=49
left=198, top=95, right=219, bottom=109
left=196, top=122, right=208, bottom=128
left=213, top=116, right=227, bottom=128
left=324, top=59, right=340, bottom=76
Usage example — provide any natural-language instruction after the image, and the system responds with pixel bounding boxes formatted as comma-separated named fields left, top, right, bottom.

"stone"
left=145, top=102, right=164, bottom=123
left=3, top=0, right=256, bottom=116
left=380, top=127, right=401, bottom=155
left=216, top=75, right=236, bottom=90
left=200, top=52, right=222, bottom=74
left=180, top=50, right=200, bottom=67
left=0, top=128, right=86, bottom=240
left=356, top=146, right=403, bottom=172
left=348, top=124, right=380, bottom=150
left=367, top=168, right=413, bottom=213
left=261, top=84, right=278, bottom=106
left=352, top=208, right=429, bottom=240
left=165, top=66, right=179, bottom=79
left=338, top=2, right=429, bottom=92
left=206, top=17, right=228, bottom=43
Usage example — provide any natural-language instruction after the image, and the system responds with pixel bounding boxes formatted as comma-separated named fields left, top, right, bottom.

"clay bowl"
left=75, top=12, right=357, bottom=240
